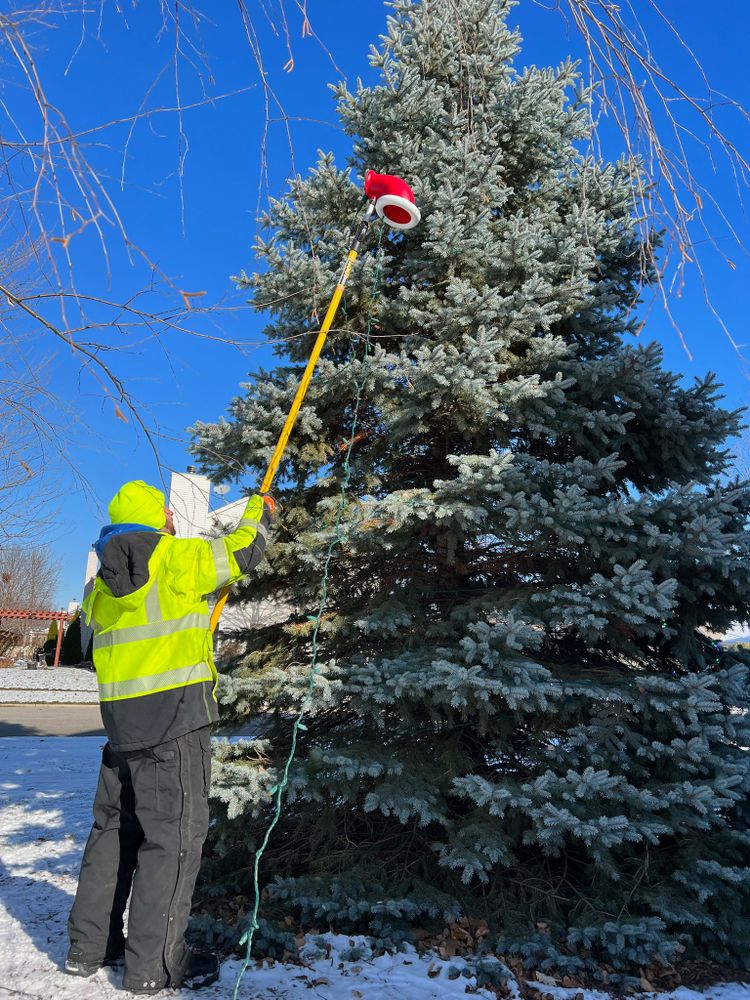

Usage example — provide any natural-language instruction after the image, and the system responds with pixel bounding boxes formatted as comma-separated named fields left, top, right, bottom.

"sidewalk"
left=0, top=666, right=98, bottom=705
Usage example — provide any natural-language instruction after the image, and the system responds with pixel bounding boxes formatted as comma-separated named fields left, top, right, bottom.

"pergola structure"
left=0, top=609, right=75, bottom=669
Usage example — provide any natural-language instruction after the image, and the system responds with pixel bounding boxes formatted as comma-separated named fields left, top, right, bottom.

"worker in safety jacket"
left=66, top=479, right=273, bottom=994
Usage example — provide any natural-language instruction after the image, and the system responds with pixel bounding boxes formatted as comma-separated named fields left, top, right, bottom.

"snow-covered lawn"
left=0, top=738, right=747, bottom=1000
left=0, top=667, right=98, bottom=704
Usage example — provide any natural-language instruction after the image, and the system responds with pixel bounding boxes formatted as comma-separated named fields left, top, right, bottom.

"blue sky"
left=13, top=1, right=748, bottom=607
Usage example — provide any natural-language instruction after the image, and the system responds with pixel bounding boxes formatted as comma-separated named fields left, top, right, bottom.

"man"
left=66, top=479, right=273, bottom=994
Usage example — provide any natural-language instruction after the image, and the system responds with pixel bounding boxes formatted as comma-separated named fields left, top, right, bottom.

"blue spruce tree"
left=191, top=0, right=750, bottom=975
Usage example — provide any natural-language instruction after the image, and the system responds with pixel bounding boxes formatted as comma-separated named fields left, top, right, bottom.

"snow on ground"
left=0, top=738, right=748, bottom=1000
left=0, top=667, right=98, bottom=704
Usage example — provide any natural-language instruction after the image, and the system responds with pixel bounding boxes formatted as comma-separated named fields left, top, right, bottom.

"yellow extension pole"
left=258, top=250, right=359, bottom=497
left=210, top=210, right=375, bottom=634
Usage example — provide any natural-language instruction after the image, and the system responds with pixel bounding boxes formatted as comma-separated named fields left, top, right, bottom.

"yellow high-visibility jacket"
left=83, top=494, right=270, bottom=751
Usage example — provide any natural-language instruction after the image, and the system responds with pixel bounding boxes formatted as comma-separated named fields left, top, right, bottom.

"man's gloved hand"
left=260, top=493, right=276, bottom=516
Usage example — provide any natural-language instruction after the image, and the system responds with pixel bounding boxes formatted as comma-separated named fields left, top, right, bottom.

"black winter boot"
left=127, top=950, right=220, bottom=994
left=173, top=950, right=221, bottom=990
left=64, top=942, right=125, bottom=977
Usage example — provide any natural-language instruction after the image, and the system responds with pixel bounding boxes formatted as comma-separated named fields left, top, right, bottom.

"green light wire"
left=232, top=222, right=386, bottom=1000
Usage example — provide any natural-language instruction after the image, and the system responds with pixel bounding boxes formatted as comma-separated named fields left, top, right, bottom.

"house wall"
left=169, top=470, right=212, bottom=539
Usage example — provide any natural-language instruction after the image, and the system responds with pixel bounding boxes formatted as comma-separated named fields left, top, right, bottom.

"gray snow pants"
left=67, top=726, right=211, bottom=992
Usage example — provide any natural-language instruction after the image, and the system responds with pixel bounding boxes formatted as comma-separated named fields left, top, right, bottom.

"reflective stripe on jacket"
left=83, top=495, right=270, bottom=750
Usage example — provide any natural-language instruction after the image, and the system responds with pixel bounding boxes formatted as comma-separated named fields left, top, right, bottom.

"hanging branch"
left=0, top=0, right=335, bottom=500
left=536, top=0, right=750, bottom=357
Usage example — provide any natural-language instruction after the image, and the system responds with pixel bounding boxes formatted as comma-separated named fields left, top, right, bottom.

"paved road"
left=0, top=704, right=106, bottom=737
left=0, top=704, right=265, bottom=738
